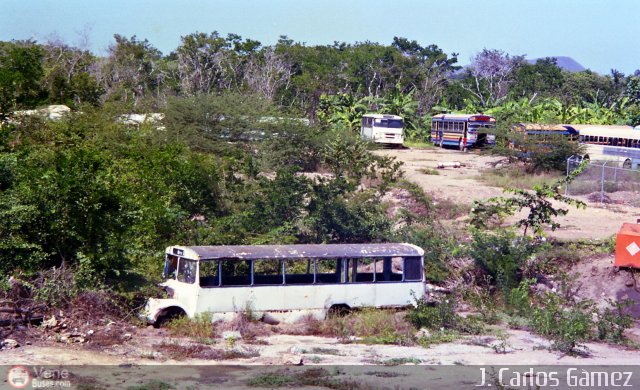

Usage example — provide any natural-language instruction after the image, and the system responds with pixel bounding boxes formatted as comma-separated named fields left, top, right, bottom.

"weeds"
left=155, top=340, right=259, bottom=360
left=596, top=299, right=635, bottom=344
left=247, top=368, right=362, bottom=389
left=417, top=329, right=460, bottom=347
left=467, top=229, right=535, bottom=293
left=407, top=294, right=483, bottom=336
left=127, top=381, right=175, bottom=390
left=380, top=357, right=422, bottom=365
left=478, top=167, right=561, bottom=190
left=419, top=167, right=439, bottom=175
left=321, top=308, right=414, bottom=345
left=167, top=313, right=213, bottom=339
left=490, top=334, right=512, bottom=354
left=530, top=293, right=593, bottom=355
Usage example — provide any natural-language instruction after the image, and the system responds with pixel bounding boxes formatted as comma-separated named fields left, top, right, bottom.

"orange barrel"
left=614, top=223, right=640, bottom=268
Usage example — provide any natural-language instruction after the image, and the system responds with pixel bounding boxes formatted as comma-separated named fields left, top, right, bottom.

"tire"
left=623, top=159, right=632, bottom=169
left=327, top=304, right=351, bottom=318
left=154, top=307, right=186, bottom=328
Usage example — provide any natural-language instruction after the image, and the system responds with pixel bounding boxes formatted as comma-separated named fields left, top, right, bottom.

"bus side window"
left=254, top=259, right=284, bottom=285
left=352, top=258, right=376, bottom=282
left=315, top=259, right=340, bottom=284
left=199, top=260, right=219, bottom=287
left=403, top=257, right=422, bottom=281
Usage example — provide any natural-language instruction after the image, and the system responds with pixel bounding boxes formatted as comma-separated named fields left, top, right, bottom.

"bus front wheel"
left=154, top=307, right=186, bottom=328
left=623, top=159, right=632, bottom=169
left=328, top=304, right=351, bottom=318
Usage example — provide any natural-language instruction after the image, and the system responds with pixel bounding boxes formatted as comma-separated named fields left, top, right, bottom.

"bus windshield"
left=375, top=119, right=403, bottom=128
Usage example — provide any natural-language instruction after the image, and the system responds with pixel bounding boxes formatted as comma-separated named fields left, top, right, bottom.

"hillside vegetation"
left=0, top=33, right=638, bottom=357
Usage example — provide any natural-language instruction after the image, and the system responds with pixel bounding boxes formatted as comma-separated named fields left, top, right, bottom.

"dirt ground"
left=375, top=147, right=638, bottom=241
left=2, top=146, right=640, bottom=388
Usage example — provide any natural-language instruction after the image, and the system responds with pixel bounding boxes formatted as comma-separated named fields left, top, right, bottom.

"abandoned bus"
left=577, top=125, right=640, bottom=169
left=508, top=123, right=579, bottom=156
left=431, top=114, right=496, bottom=149
left=360, top=114, right=404, bottom=146
left=144, top=243, right=425, bottom=324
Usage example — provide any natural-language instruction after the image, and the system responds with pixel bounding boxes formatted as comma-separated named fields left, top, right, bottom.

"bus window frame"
left=195, top=255, right=420, bottom=288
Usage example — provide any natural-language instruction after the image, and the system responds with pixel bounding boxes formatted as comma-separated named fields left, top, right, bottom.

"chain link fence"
left=566, top=156, right=640, bottom=207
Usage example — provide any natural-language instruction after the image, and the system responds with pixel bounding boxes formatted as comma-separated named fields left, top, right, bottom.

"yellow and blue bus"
left=431, top=114, right=496, bottom=149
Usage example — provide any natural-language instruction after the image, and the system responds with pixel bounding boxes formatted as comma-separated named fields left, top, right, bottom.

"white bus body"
left=360, top=114, right=404, bottom=145
left=144, top=244, right=425, bottom=324
left=577, top=126, right=640, bottom=169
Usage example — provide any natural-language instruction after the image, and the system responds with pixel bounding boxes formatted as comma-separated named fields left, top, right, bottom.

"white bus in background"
left=576, top=125, right=640, bottom=169
left=360, top=114, right=404, bottom=146
left=143, top=243, right=425, bottom=324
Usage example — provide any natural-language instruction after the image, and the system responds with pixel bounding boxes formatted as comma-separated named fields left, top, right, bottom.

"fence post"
left=601, top=161, right=606, bottom=203
left=565, top=156, right=571, bottom=196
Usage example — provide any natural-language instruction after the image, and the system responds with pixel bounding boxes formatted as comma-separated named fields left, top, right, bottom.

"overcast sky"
left=1, top=0, right=638, bottom=74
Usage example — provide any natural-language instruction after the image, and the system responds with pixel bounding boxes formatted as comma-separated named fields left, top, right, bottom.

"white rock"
left=2, top=339, right=19, bottom=349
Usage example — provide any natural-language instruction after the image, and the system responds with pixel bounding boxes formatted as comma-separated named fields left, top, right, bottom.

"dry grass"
left=293, top=309, right=414, bottom=345
left=216, top=311, right=273, bottom=340
left=155, top=340, right=260, bottom=360
left=477, top=167, right=561, bottom=190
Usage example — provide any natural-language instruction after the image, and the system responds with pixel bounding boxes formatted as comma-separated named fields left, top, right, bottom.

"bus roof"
left=566, top=124, right=634, bottom=132
left=431, top=114, right=495, bottom=122
left=362, top=113, right=403, bottom=119
left=512, top=123, right=578, bottom=135
left=579, top=127, right=640, bottom=139
left=167, top=243, right=424, bottom=261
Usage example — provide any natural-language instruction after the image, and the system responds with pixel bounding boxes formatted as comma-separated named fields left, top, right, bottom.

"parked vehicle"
left=144, top=243, right=425, bottom=324
left=360, top=114, right=404, bottom=146
left=431, top=114, right=496, bottom=149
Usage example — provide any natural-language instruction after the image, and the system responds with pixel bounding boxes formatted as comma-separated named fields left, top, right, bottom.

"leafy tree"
left=97, top=35, right=164, bottom=108
left=0, top=41, right=45, bottom=115
left=510, top=57, right=564, bottom=100
left=42, top=40, right=102, bottom=106
left=470, top=162, right=587, bottom=236
left=392, top=37, right=459, bottom=114
left=559, top=70, right=616, bottom=105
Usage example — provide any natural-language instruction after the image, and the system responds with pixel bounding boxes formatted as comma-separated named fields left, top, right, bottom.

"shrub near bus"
left=143, top=243, right=425, bottom=324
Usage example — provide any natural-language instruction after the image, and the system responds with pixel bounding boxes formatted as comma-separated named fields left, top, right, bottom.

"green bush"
left=407, top=294, right=483, bottom=335
left=530, top=293, right=594, bottom=355
left=468, top=229, right=535, bottom=292
left=596, top=299, right=635, bottom=344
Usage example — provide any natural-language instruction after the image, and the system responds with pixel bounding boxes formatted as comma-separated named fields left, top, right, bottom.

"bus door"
left=463, top=125, right=468, bottom=150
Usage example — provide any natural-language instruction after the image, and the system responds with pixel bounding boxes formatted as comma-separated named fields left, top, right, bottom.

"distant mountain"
left=451, top=56, right=587, bottom=79
left=527, top=56, right=586, bottom=72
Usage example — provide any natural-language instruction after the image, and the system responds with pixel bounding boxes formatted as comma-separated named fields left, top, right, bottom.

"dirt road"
left=376, top=147, right=638, bottom=240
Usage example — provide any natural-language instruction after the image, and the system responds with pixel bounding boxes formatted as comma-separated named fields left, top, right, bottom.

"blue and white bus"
left=431, top=114, right=496, bottom=149
left=577, top=126, right=640, bottom=169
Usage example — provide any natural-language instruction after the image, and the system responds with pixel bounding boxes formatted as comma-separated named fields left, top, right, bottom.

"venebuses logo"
left=7, top=365, right=30, bottom=389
